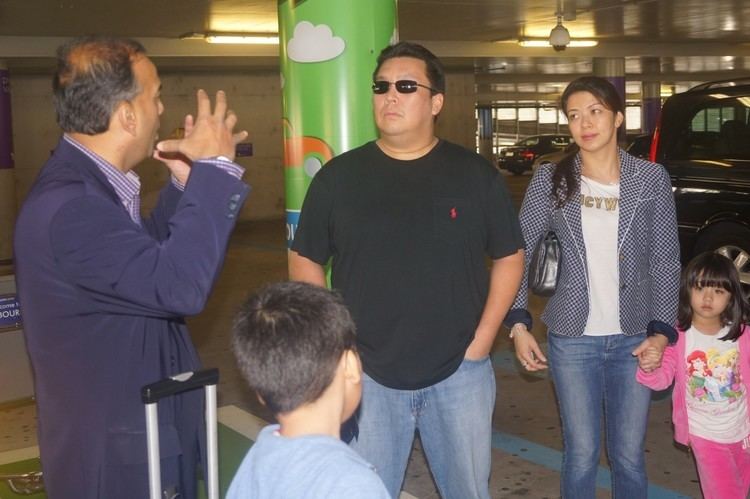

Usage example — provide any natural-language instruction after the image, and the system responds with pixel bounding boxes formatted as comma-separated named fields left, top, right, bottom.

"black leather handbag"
left=528, top=229, right=560, bottom=297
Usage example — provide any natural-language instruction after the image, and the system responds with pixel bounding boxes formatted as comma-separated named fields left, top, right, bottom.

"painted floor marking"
left=491, top=346, right=685, bottom=498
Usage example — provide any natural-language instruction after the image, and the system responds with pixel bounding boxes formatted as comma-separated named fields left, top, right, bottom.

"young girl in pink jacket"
left=637, top=251, right=750, bottom=499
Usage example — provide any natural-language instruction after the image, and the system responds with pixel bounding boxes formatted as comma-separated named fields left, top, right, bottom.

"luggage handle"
left=142, top=368, right=220, bottom=499
left=141, top=368, right=219, bottom=404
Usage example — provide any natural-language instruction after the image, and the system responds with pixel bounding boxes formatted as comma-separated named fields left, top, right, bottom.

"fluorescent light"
left=567, top=40, right=598, bottom=47
left=180, top=32, right=279, bottom=45
left=518, top=39, right=552, bottom=48
left=206, top=35, right=279, bottom=45
left=517, top=38, right=598, bottom=48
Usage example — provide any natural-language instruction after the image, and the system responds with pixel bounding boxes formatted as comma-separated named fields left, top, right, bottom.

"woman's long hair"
left=677, top=251, right=749, bottom=341
left=552, top=76, right=625, bottom=207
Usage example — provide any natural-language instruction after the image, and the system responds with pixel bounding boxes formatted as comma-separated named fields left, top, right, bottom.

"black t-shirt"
left=292, top=140, right=523, bottom=389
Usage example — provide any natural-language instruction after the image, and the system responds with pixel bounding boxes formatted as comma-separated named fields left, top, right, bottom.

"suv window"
left=673, top=96, right=750, bottom=160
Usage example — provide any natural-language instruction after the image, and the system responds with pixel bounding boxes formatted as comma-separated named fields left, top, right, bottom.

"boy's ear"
left=255, top=393, right=267, bottom=407
left=342, top=349, right=361, bottom=385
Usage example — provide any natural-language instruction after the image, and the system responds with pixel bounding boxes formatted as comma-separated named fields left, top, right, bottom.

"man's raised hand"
left=156, top=89, right=247, bottom=162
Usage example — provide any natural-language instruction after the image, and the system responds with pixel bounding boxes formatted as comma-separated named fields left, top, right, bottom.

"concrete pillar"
left=435, top=71, right=480, bottom=151
left=593, top=58, right=626, bottom=143
left=0, top=62, right=16, bottom=265
left=477, top=106, right=493, bottom=162
left=642, top=57, right=661, bottom=134
left=278, top=0, right=397, bottom=250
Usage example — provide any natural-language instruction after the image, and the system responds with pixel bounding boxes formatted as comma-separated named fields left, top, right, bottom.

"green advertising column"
left=278, top=0, right=397, bottom=249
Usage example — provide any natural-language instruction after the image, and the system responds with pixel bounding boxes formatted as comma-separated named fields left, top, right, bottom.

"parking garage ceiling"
left=1, top=0, right=749, bottom=94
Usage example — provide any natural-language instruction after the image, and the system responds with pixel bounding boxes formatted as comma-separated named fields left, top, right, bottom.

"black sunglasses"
left=372, top=80, right=437, bottom=95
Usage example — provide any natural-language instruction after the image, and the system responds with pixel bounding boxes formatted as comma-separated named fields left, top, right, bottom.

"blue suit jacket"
left=14, top=139, right=250, bottom=498
left=506, top=149, right=680, bottom=340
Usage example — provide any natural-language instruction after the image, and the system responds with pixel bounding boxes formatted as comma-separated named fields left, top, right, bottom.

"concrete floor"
left=0, top=172, right=704, bottom=498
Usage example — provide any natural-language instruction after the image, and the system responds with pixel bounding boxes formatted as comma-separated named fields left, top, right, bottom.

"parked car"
left=529, top=133, right=650, bottom=174
left=625, top=133, right=653, bottom=159
left=497, top=134, right=573, bottom=175
left=651, top=77, right=750, bottom=297
left=531, top=142, right=579, bottom=172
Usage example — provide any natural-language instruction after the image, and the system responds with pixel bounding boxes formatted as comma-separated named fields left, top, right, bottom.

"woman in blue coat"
left=505, top=76, right=681, bottom=499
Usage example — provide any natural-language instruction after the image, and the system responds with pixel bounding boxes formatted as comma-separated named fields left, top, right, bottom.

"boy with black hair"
left=227, top=281, right=390, bottom=498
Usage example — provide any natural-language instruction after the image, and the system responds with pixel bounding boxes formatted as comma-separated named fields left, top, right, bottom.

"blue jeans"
left=349, top=357, right=495, bottom=499
left=548, top=332, right=651, bottom=499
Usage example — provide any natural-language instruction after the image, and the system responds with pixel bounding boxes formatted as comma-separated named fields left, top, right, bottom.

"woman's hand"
left=633, top=334, right=668, bottom=372
left=511, top=324, right=548, bottom=371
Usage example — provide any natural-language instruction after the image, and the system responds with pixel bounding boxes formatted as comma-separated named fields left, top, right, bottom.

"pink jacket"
left=636, top=325, right=750, bottom=446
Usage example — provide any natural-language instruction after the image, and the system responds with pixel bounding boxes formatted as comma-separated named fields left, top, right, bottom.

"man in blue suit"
left=14, top=36, right=250, bottom=498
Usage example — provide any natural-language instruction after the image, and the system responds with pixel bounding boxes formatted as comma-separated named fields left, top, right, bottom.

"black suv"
left=498, top=134, right=572, bottom=175
left=626, top=133, right=653, bottom=159
left=651, top=78, right=750, bottom=296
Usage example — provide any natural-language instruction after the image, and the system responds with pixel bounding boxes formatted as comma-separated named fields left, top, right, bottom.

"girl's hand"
left=637, top=347, right=662, bottom=372
left=511, top=325, right=548, bottom=372
left=633, top=335, right=669, bottom=372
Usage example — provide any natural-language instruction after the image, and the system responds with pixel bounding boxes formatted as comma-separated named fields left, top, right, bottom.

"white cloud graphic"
left=303, top=156, right=323, bottom=178
left=287, top=21, right=345, bottom=63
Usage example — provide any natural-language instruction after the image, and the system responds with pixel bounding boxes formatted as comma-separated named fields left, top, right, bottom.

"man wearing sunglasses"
left=290, top=41, right=524, bottom=498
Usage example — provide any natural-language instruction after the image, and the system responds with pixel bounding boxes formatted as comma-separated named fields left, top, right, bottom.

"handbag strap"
left=545, top=196, right=555, bottom=232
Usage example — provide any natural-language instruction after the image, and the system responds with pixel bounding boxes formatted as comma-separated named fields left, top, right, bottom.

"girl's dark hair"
left=551, top=76, right=625, bottom=206
left=678, top=251, right=749, bottom=341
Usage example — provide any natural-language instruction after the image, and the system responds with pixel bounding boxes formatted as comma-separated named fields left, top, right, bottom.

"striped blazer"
left=505, top=148, right=680, bottom=341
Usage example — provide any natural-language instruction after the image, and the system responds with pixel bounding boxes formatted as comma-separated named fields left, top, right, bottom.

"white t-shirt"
left=580, top=175, right=621, bottom=336
left=685, top=325, right=750, bottom=443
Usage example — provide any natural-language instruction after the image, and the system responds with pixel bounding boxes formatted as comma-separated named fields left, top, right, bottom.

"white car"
left=531, top=142, right=579, bottom=172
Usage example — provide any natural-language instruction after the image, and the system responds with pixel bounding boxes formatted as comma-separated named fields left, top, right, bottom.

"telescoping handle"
left=141, top=368, right=219, bottom=404
left=142, top=368, right=220, bottom=499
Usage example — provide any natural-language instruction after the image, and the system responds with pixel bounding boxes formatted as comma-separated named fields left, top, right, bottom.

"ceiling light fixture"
left=518, top=37, right=598, bottom=48
left=180, top=32, right=279, bottom=45
left=516, top=0, right=596, bottom=50
left=548, top=14, right=571, bottom=51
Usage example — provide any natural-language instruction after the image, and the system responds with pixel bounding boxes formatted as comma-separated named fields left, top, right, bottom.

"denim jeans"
left=548, top=332, right=651, bottom=499
left=349, top=356, right=495, bottom=499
